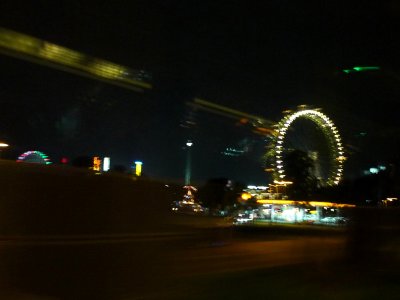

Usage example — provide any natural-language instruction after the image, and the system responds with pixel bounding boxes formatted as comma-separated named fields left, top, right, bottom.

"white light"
left=103, top=157, right=110, bottom=172
left=369, top=167, right=379, bottom=174
left=256, top=186, right=268, bottom=190
left=0, top=143, right=9, bottom=147
left=186, top=142, right=193, bottom=147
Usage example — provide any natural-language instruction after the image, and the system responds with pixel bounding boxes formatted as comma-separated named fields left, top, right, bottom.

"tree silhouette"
left=284, top=150, right=318, bottom=199
left=198, top=178, right=244, bottom=210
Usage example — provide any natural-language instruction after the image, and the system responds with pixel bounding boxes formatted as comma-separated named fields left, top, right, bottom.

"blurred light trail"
left=342, top=66, right=380, bottom=74
left=0, top=27, right=152, bottom=92
left=188, top=98, right=276, bottom=135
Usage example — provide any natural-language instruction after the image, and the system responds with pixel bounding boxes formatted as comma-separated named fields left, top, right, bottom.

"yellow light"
left=93, top=156, right=101, bottom=171
left=0, top=143, right=9, bottom=148
left=257, top=199, right=355, bottom=208
left=273, top=108, right=344, bottom=186
left=257, top=199, right=298, bottom=205
left=135, top=161, right=143, bottom=176
left=0, top=28, right=152, bottom=91
left=274, top=180, right=293, bottom=185
left=241, top=192, right=252, bottom=201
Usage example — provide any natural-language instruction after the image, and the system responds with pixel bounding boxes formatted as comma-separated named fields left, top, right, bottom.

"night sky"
left=1, top=1, right=400, bottom=184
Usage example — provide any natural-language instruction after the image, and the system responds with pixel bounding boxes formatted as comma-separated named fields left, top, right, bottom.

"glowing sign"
left=103, top=157, right=110, bottom=172
left=93, top=156, right=101, bottom=171
left=135, top=161, right=143, bottom=176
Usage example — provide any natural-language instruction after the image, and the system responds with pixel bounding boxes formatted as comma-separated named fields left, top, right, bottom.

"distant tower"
left=184, top=140, right=193, bottom=185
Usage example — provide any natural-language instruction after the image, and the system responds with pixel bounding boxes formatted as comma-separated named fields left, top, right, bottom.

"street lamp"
left=0, top=142, right=9, bottom=159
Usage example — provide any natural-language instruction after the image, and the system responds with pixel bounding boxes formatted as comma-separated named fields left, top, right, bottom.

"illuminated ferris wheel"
left=17, top=150, right=52, bottom=165
left=270, top=107, right=345, bottom=186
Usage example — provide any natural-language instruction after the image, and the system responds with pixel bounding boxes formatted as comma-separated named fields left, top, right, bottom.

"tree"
left=284, top=150, right=318, bottom=199
left=198, top=178, right=244, bottom=210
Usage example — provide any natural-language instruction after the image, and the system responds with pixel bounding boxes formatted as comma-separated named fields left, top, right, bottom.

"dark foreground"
left=0, top=161, right=399, bottom=299
left=0, top=227, right=399, bottom=300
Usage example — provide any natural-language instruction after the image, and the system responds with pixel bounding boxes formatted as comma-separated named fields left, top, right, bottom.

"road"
left=0, top=228, right=347, bottom=300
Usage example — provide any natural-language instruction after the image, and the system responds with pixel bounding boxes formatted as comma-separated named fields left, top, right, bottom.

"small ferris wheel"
left=17, top=150, right=52, bottom=165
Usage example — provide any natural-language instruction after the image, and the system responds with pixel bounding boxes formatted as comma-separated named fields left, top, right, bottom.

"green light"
left=343, top=66, right=380, bottom=74
left=353, top=66, right=380, bottom=72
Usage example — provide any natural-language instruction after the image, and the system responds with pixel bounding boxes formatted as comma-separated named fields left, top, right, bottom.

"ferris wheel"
left=17, top=150, right=52, bottom=165
left=269, top=107, right=345, bottom=186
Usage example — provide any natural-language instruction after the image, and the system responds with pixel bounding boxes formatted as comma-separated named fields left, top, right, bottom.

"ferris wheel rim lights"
left=273, top=109, right=344, bottom=185
left=17, top=150, right=52, bottom=165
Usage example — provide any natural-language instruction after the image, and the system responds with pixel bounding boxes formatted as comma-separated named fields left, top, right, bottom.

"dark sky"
left=1, top=1, right=400, bottom=184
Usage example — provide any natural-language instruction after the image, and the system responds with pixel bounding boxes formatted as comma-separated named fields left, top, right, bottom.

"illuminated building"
left=253, top=198, right=354, bottom=225
left=237, top=185, right=354, bottom=225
